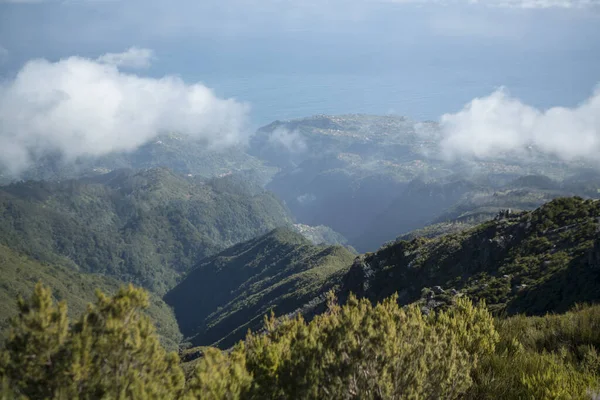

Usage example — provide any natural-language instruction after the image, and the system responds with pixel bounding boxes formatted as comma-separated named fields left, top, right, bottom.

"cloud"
left=0, top=51, right=250, bottom=176
left=438, top=86, right=600, bottom=163
left=96, top=47, right=155, bottom=69
left=268, top=127, right=307, bottom=153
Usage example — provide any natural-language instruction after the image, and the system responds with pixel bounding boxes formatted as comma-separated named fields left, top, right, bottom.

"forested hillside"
left=167, top=197, right=600, bottom=353
left=0, top=168, right=292, bottom=294
left=0, top=118, right=598, bottom=399
left=0, top=244, right=182, bottom=349
left=341, top=197, right=600, bottom=316
left=1, top=197, right=600, bottom=399
left=165, top=228, right=356, bottom=348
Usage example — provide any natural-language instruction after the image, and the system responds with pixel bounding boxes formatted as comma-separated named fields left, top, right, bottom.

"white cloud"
left=438, top=86, right=600, bottom=162
left=268, top=127, right=307, bottom=153
left=0, top=52, right=250, bottom=175
left=96, top=47, right=155, bottom=69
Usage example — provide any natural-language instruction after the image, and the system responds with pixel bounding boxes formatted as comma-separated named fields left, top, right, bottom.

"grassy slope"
left=165, top=228, right=356, bottom=348
left=0, top=244, right=182, bottom=350
left=0, top=168, right=292, bottom=294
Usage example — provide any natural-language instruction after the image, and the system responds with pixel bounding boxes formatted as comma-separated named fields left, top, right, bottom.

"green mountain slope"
left=0, top=168, right=292, bottom=294
left=165, top=228, right=356, bottom=348
left=0, top=244, right=182, bottom=349
left=340, top=197, right=600, bottom=316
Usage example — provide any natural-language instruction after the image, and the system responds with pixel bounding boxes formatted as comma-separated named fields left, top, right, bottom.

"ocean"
left=195, top=48, right=599, bottom=128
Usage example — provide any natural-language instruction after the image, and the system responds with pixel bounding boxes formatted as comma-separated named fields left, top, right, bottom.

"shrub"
left=0, top=283, right=185, bottom=399
left=193, top=294, right=499, bottom=400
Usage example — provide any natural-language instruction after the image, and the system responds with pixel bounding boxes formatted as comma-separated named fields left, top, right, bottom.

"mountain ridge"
left=0, top=167, right=293, bottom=294
left=165, top=227, right=356, bottom=348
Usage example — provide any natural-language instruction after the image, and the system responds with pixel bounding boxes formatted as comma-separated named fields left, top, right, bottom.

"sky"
left=0, top=0, right=599, bottom=173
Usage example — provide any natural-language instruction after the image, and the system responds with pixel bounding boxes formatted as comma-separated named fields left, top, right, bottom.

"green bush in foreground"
left=2, top=283, right=600, bottom=399
left=0, top=283, right=184, bottom=399
left=190, top=294, right=499, bottom=400
left=466, top=304, right=600, bottom=400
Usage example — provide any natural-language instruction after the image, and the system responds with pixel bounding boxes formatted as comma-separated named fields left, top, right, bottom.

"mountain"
left=6, top=114, right=598, bottom=255
left=340, top=197, right=600, bottom=316
left=253, top=115, right=433, bottom=249
left=168, top=196, right=600, bottom=351
left=164, top=228, right=356, bottom=348
left=0, top=167, right=292, bottom=294
left=3, top=198, right=600, bottom=398
left=250, top=114, right=436, bottom=170
left=3, top=133, right=277, bottom=185
left=251, top=114, right=594, bottom=252
left=0, top=244, right=182, bottom=350
left=290, top=223, right=349, bottom=246
left=353, top=178, right=481, bottom=251
left=367, top=174, right=588, bottom=246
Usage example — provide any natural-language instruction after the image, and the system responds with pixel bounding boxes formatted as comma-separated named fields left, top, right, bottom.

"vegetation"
left=342, top=197, right=600, bottom=316
left=192, top=294, right=498, bottom=400
left=165, top=228, right=356, bottom=348
left=0, top=244, right=182, bottom=350
left=1, top=166, right=599, bottom=399
left=0, top=284, right=185, bottom=399
left=466, top=304, right=600, bottom=399
left=0, top=167, right=292, bottom=294
left=4, top=284, right=598, bottom=399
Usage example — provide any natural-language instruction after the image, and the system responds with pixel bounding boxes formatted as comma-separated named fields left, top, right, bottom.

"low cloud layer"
left=439, top=87, right=600, bottom=163
left=268, top=127, right=307, bottom=153
left=0, top=51, right=249, bottom=175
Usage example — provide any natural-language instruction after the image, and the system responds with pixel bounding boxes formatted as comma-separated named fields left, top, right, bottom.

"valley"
left=2, top=0, right=599, bottom=395
left=1, top=114, right=599, bottom=398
